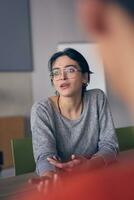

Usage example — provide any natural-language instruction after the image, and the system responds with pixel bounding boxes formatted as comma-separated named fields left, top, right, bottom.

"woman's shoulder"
left=31, top=98, right=48, bottom=109
left=85, top=88, right=106, bottom=98
left=31, top=96, right=58, bottom=113
left=84, top=89, right=107, bottom=111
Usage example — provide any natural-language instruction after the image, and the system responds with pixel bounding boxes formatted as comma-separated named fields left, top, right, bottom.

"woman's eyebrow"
left=52, top=67, right=60, bottom=70
left=65, top=64, right=78, bottom=68
left=52, top=64, right=78, bottom=70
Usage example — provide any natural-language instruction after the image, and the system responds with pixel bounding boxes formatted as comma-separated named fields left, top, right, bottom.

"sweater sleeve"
left=93, top=90, right=119, bottom=165
left=31, top=101, right=57, bottom=176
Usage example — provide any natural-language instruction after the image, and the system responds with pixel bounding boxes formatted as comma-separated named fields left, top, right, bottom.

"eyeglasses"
left=50, top=65, right=82, bottom=81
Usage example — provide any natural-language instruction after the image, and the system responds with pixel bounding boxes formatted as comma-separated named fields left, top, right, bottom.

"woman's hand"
left=47, top=155, right=108, bottom=173
left=47, top=155, right=89, bottom=172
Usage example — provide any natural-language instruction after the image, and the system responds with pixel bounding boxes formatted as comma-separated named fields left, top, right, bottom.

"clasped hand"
left=47, top=154, right=89, bottom=172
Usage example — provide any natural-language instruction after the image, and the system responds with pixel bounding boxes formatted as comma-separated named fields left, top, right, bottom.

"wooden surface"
left=0, top=117, right=25, bottom=168
left=0, top=172, right=37, bottom=200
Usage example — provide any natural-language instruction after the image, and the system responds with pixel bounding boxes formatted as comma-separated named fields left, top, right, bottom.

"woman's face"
left=51, top=55, right=87, bottom=97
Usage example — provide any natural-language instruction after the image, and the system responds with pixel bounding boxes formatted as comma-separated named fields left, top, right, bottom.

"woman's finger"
left=52, top=155, right=61, bottom=161
left=47, top=157, right=59, bottom=165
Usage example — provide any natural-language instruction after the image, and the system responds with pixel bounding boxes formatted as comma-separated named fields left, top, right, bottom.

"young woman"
left=31, top=48, right=118, bottom=179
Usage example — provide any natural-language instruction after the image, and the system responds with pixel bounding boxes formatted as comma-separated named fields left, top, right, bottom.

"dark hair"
left=48, top=48, right=93, bottom=91
left=105, top=0, right=134, bottom=17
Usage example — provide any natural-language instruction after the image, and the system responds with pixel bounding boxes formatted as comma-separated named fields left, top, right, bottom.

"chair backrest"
left=11, top=137, right=36, bottom=176
left=116, top=126, right=134, bottom=151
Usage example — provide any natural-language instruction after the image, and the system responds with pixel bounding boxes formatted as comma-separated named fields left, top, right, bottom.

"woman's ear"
left=82, top=73, right=89, bottom=84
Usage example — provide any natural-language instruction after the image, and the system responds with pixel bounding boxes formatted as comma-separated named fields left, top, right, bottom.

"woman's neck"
left=57, top=93, right=84, bottom=120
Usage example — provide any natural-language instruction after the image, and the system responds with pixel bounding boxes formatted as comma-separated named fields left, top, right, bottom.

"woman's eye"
left=53, top=70, right=60, bottom=76
left=67, top=67, right=76, bottom=73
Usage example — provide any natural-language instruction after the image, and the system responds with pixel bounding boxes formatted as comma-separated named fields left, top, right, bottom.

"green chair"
left=116, top=126, right=134, bottom=151
left=11, top=137, right=36, bottom=176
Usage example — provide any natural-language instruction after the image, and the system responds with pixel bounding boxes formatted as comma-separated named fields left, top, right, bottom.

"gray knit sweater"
left=31, top=89, right=118, bottom=176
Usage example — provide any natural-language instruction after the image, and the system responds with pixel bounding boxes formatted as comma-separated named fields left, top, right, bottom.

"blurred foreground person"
left=76, top=0, right=134, bottom=112
left=48, top=157, right=134, bottom=200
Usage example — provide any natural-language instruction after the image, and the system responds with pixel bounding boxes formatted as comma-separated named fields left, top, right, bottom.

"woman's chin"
left=59, top=90, right=74, bottom=98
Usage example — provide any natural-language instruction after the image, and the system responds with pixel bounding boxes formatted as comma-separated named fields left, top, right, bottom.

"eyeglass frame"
left=50, top=65, right=82, bottom=81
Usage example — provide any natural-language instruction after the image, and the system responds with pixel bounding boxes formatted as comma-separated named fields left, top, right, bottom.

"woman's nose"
left=60, top=70, right=67, bottom=80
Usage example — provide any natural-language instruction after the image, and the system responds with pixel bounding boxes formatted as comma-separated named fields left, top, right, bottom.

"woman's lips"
left=60, top=83, right=70, bottom=89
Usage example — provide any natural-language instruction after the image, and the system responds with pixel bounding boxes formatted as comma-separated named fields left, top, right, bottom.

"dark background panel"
left=0, top=0, right=33, bottom=71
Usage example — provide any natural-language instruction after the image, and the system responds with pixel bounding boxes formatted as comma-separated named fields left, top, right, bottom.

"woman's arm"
left=31, top=101, right=58, bottom=176
left=93, top=90, right=119, bottom=165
